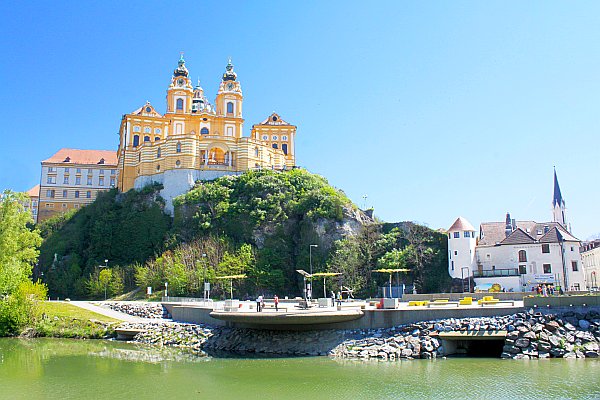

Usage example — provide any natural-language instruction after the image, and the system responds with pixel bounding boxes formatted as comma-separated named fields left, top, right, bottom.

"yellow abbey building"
left=117, top=55, right=297, bottom=212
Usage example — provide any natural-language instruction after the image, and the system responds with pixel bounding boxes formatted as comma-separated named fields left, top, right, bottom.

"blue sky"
left=1, top=1, right=598, bottom=238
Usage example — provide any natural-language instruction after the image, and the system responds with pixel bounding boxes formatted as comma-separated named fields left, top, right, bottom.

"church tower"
left=552, top=168, right=568, bottom=230
left=216, top=59, right=243, bottom=119
left=447, top=217, right=477, bottom=279
left=166, top=54, right=193, bottom=114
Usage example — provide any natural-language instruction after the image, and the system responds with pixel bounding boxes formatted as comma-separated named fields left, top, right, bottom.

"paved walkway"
left=68, top=301, right=159, bottom=323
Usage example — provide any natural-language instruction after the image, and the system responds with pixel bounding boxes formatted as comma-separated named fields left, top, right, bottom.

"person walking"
left=256, top=295, right=263, bottom=312
left=274, top=294, right=279, bottom=312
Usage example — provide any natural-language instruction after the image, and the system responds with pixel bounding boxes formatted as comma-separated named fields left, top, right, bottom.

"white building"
left=581, top=240, right=600, bottom=290
left=448, top=170, right=585, bottom=292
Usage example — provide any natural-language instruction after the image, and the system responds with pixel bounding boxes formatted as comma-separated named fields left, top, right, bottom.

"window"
left=99, top=177, right=104, bottom=186
left=176, top=98, right=184, bottom=110
left=46, top=203, right=54, bottom=208
left=262, top=135, right=268, bottom=140
left=519, top=265, right=527, bottom=275
left=99, top=169, right=105, bottom=175
left=48, top=167, right=56, bottom=172
left=282, top=144, right=288, bottom=155
left=518, top=250, right=527, bottom=262
left=47, top=176, right=56, bottom=184
left=570, top=246, right=574, bottom=252
left=75, top=176, right=81, bottom=185
left=227, top=102, right=234, bottom=114
left=87, top=177, right=92, bottom=185
left=32, top=201, right=37, bottom=206
left=133, top=135, right=140, bottom=147
left=133, top=126, right=141, bottom=132
left=272, top=143, right=278, bottom=149
left=542, top=244, right=550, bottom=254
left=572, top=261, right=578, bottom=272
left=157, top=148, right=161, bottom=158
left=451, top=261, right=454, bottom=271
left=176, top=123, right=183, bottom=135
left=543, top=264, right=552, bottom=274
left=454, top=251, right=458, bottom=256
left=63, top=176, right=69, bottom=184
left=46, top=189, right=55, bottom=198
left=76, top=168, right=81, bottom=173
left=75, top=191, right=79, bottom=198
left=453, top=232, right=460, bottom=238
left=86, top=191, right=91, bottom=199
left=110, top=177, right=115, bottom=187
left=62, top=203, right=67, bottom=209
left=175, top=160, right=181, bottom=167
left=200, top=127, right=209, bottom=135
left=87, top=169, right=92, bottom=174
left=144, top=127, right=151, bottom=133
left=464, top=231, right=470, bottom=238
left=155, top=128, right=161, bottom=134
left=64, top=167, right=70, bottom=173
left=282, top=135, right=288, bottom=141
left=176, top=142, right=182, bottom=153
left=154, top=136, right=160, bottom=142
left=111, top=170, right=116, bottom=175
left=144, top=136, right=150, bottom=142
left=62, top=190, right=67, bottom=198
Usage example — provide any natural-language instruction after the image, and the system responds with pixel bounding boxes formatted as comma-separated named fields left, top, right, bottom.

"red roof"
left=448, top=217, right=475, bottom=232
left=42, top=148, right=117, bottom=166
left=26, top=184, right=40, bottom=198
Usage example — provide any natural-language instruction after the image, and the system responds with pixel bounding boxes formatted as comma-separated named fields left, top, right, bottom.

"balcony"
left=473, top=268, right=519, bottom=278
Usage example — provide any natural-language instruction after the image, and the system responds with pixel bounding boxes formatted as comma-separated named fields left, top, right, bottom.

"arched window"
left=157, top=148, right=161, bottom=158
left=154, top=136, right=160, bottom=142
left=272, top=143, right=278, bottom=149
left=144, top=136, right=150, bottom=142
left=176, top=98, right=184, bottom=110
left=226, top=102, right=234, bottom=114
left=133, top=135, right=140, bottom=147
left=254, top=147, right=259, bottom=157
left=518, top=250, right=527, bottom=262
left=176, top=142, right=182, bottom=153
left=200, top=127, right=209, bottom=135
left=282, top=144, right=288, bottom=155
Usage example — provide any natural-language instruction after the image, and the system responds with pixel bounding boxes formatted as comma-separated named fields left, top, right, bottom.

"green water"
left=1, top=339, right=599, bottom=400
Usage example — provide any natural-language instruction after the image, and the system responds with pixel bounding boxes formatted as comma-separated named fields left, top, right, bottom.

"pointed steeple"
left=553, top=168, right=564, bottom=208
left=552, top=168, right=568, bottom=229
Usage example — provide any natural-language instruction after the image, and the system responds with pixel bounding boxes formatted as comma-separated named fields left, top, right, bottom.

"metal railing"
left=472, top=268, right=519, bottom=278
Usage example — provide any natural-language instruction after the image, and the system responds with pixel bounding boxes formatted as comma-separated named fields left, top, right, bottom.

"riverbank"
left=113, top=303, right=600, bottom=360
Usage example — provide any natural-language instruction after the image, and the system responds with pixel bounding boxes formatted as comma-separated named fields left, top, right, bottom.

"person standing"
left=256, top=295, right=263, bottom=312
left=330, top=291, right=335, bottom=307
left=274, top=294, right=279, bottom=311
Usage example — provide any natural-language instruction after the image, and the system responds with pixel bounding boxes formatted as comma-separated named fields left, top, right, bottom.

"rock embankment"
left=332, top=310, right=600, bottom=360
left=103, top=302, right=169, bottom=319
left=118, top=322, right=213, bottom=355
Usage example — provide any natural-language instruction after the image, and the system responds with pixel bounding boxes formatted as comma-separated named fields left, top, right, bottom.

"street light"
left=99, top=259, right=109, bottom=300
left=309, top=244, right=318, bottom=300
left=201, top=253, right=209, bottom=302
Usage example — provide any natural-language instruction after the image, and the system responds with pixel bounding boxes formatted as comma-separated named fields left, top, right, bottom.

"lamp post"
left=98, top=259, right=109, bottom=300
left=309, top=244, right=318, bottom=300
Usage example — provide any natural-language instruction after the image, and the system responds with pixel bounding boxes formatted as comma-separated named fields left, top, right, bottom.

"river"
left=1, top=338, right=599, bottom=400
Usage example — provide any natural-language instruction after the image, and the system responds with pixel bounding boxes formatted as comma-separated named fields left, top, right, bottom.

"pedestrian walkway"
left=68, top=301, right=158, bottom=323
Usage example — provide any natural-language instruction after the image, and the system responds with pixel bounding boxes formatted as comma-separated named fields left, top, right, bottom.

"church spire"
left=552, top=168, right=568, bottom=229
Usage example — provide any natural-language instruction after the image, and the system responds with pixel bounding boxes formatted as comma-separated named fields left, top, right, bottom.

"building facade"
left=581, top=240, right=600, bottom=290
left=24, top=184, right=40, bottom=223
left=117, top=55, right=297, bottom=212
left=448, top=170, right=586, bottom=292
left=38, top=149, right=118, bottom=222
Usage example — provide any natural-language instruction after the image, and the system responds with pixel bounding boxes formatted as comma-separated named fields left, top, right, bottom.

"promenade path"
left=68, top=301, right=164, bottom=323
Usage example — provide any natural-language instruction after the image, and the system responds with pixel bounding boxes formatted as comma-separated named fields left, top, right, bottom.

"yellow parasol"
left=215, top=274, right=247, bottom=299
left=372, top=268, right=411, bottom=298
left=312, top=272, right=342, bottom=298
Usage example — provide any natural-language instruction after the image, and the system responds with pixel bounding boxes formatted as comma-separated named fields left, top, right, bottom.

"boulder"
left=579, top=320, right=591, bottom=330
left=515, top=338, right=530, bottom=348
left=545, top=321, right=560, bottom=332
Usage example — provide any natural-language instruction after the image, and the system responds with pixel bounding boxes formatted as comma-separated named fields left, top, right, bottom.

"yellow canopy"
left=372, top=268, right=410, bottom=273
left=312, top=272, right=342, bottom=277
left=215, top=274, right=247, bottom=280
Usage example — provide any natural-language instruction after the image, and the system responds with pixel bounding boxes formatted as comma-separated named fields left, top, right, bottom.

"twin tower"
left=116, top=55, right=297, bottom=212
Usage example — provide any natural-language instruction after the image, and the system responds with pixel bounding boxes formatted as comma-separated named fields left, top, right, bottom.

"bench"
left=408, top=301, right=429, bottom=307
left=480, top=300, right=515, bottom=306
left=263, top=304, right=288, bottom=312
left=427, top=301, right=459, bottom=308
left=459, top=297, right=473, bottom=305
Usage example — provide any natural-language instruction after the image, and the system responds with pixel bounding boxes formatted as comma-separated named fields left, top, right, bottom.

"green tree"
left=0, top=190, right=42, bottom=295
